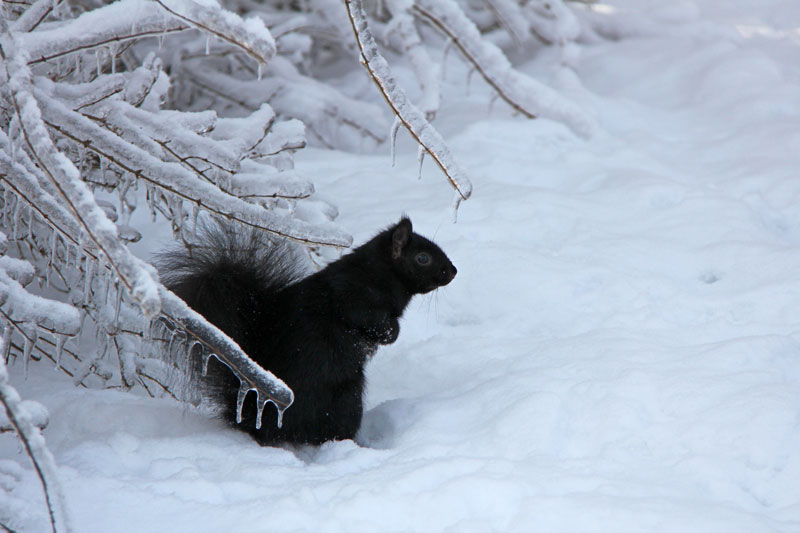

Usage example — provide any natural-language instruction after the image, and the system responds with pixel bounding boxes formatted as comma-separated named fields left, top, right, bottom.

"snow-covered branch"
left=152, top=0, right=276, bottom=66
left=345, top=0, right=473, bottom=202
left=413, top=0, right=596, bottom=137
left=35, top=91, right=349, bottom=246
left=385, top=0, right=440, bottom=119
left=2, top=37, right=163, bottom=318
left=20, top=0, right=189, bottom=65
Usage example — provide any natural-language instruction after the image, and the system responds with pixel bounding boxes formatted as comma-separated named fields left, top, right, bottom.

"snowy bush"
left=0, top=0, right=591, bottom=528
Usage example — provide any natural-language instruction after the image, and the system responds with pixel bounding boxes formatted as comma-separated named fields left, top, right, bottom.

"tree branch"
left=344, top=0, right=472, bottom=202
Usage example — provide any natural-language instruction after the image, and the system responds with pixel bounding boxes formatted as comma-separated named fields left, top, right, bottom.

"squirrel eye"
left=415, top=252, right=431, bottom=266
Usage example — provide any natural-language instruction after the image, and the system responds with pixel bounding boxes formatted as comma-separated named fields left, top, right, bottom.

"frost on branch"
left=345, top=0, right=472, bottom=205
left=411, top=0, right=596, bottom=138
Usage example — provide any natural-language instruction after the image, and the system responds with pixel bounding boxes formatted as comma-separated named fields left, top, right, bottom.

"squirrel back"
left=157, top=217, right=456, bottom=445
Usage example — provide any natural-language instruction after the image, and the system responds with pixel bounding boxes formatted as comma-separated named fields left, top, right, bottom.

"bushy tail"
left=156, top=221, right=307, bottom=339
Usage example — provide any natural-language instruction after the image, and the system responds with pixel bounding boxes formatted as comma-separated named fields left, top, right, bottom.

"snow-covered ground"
left=4, top=1, right=800, bottom=531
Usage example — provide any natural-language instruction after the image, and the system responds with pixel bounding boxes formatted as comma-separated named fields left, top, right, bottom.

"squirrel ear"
left=391, top=217, right=412, bottom=259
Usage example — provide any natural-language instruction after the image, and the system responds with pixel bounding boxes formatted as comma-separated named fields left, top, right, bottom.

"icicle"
left=389, top=116, right=401, bottom=167
left=488, top=93, right=499, bottom=114
left=2, top=323, right=11, bottom=363
left=167, top=330, right=180, bottom=356
left=276, top=404, right=286, bottom=428
left=466, top=67, right=476, bottom=96
left=417, top=145, right=426, bottom=180
left=186, top=340, right=202, bottom=361
left=441, top=38, right=455, bottom=80
left=451, top=191, right=463, bottom=223
left=191, top=202, right=200, bottom=233
left=83, top=256, right=94, bottom=306
left=49, top=230, right=58, bottom=263
left=255, top=394, right=270, bottom=430
left=78, top=312, right=88, bottom=343
left=118, top=175, right=134, bottom=225
left=235, top=382, right=251, bottom=424
left=100, top=336, right=110, bottom=362
left=158, top=33, right=164, bottom=50
left=27, top=208, right=35, bottom=240
left=142, top=316, right=153, bottom=342
left=113, top=281, right=122, bottom=328
left=54, top=334, right=67, bottom=369
left=23, top=328, right=38, bottom=375
left=101, top=263, right=111, bottom=306
left=201, top=352, right=215, bottom=376
left=11, top=197, right=21, bottom=240
left=145, top=184, right=158, bottom=222
left=257, top=63, right=263, bottom=81
left=96, top=49, right=101, bottom=77
left=205, top=36, right=210, bottom=55
left=3, top=189, right=11, bottom=224
left=111, top=47, right=116, bottom=75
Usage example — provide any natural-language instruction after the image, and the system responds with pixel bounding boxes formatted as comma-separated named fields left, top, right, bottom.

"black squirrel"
left=157, top=217, right=456, bottom=445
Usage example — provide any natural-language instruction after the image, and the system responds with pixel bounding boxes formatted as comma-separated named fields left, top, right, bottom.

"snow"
left=3, top=1, right=800, bottom=531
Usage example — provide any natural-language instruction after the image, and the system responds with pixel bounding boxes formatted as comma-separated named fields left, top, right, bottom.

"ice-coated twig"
left=0, top=149, right=77, bottom=259
left=34, top=90, right=352, bottom=247
left=0, top=267, right=81, bottom=339
left=152, top=0, right=276, bottom=66
left=11, top=0, right=68, bottom=33
left=385, top=0, right=440, bottom=119
left=2, top=137, right=294, bottom=426
left=413, top=0, right=596, bottom=138
left=344, top=0, right=472, bottom=201
left=0, top=333, right=73, bottom=533
left=0, top=173, right=291, bottom=425
left=2, top=38, right=163, bottom=318
left=20, top=0, right=189, bottom=65
left=182, top=56, right=388, bottom=150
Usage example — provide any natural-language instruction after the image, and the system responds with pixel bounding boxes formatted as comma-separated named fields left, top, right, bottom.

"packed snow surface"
left=3, top=1, right=800, bottom=531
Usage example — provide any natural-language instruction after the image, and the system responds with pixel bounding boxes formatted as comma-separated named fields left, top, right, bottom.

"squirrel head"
left=389, top=217, right=457, bottom=294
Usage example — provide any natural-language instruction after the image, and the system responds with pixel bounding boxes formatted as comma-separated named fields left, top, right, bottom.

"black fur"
left=157, top=217, right=456, bottom=445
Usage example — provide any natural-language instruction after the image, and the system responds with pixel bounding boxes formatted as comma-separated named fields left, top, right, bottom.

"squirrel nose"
left=441, top=264, right=457, bottom=283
